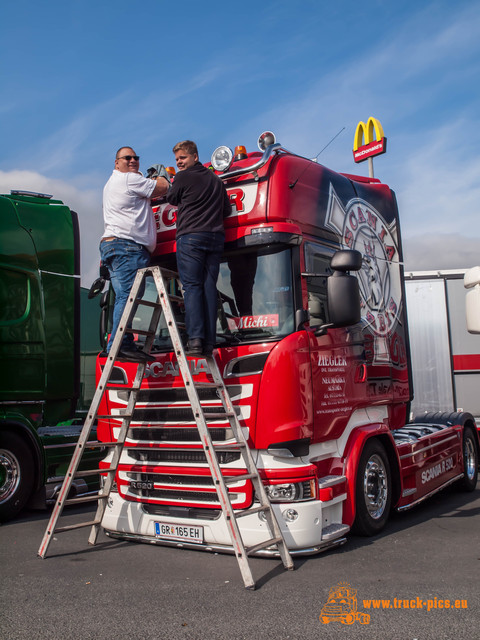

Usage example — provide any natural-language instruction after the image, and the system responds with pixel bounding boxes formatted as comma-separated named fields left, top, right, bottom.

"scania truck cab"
left=96, top=133, right=478, bottom=554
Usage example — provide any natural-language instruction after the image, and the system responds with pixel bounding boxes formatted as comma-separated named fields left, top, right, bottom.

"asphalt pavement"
left=1, top=481, right=479, bottom=640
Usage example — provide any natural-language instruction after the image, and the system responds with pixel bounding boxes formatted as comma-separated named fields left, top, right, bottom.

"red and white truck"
left=96, top=133, right=479, bottom=554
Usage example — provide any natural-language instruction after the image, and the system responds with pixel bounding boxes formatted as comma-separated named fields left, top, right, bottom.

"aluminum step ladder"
left=38, top=265, right=294, bottom=589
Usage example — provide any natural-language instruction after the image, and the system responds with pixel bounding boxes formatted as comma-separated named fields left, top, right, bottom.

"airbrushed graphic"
left=325, top=185, right=402, bottom=336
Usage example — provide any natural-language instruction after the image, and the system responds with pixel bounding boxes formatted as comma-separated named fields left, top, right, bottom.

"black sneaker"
left=185, top=338, right=203, bottom=356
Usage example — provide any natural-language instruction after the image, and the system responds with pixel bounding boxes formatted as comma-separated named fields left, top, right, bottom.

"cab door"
left=303, top=242, right=367, bottom=443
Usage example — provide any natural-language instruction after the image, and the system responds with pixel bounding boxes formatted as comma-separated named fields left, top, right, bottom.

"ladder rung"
left=137, top=299, right=161, bottom=309
left=246, top=537, right=283, bottom=555
left=96, top=413, right=132, bottom=420
left=89, top=441, right=122, bottom=448
left=224, top=473, right=257, bottom=485
left=64, top=494, right=107, bottom=506
left=54, top=519, right=103, bottom=533
left=77, top=441, right=117, bottom=448
left=167, top=294, right=184, bottom=304
left=212, top=442, right=245, bottom=450
left=194, top=382, right=222, bottom=389
left=203, top=411, right=235, bottom=419
left=125, top=328, right=154, bottom=337
left=158, top=267, right=179, bottom=279
left=105, top=384, right=134, bottom=390
left=74, top=467, right=116, bottom=478
left=235, top=504, right=270, bottom=518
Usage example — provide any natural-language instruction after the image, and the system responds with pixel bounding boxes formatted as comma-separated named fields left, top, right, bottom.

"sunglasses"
left=117, top=155, right=140, bottom=161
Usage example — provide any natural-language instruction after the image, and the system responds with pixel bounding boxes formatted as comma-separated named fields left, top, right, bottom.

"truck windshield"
left=132, top=246, right=295, bottom=351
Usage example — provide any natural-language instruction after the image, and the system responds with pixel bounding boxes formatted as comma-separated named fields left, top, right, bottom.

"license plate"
left=154, top=521, right=203, bottom=544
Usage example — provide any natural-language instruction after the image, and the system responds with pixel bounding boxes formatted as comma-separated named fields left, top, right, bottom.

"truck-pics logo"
left=325, top=185, right=402, bottom=337
left=320, top=582, right=370, bottom=625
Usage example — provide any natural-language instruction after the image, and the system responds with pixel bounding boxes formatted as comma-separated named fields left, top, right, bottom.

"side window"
left=304, top=243, right=333, bottom=328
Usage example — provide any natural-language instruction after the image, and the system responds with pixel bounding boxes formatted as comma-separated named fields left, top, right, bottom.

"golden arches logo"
left=353, top=117, right=387, bottom=163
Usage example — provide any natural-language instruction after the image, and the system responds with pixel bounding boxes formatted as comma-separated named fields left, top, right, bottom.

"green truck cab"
left=0, top=190, right=99, bottom=521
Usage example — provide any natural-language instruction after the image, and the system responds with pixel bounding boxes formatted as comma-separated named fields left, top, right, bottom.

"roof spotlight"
left=257, top=131, right=276, bottom=151
left=211, top=146, right=233, bottom=172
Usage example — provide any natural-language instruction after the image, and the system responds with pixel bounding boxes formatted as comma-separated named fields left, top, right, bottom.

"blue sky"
left=2, top=0, right=479, bottom=285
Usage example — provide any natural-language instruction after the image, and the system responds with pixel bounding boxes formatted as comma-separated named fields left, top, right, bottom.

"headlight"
left=264, top=480, right=315, bottom=502
left=211, top=146, right=233, bottom=172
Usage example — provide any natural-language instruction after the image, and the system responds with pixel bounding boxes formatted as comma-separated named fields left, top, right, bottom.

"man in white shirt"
left=100, top=147, right=169, bottom=362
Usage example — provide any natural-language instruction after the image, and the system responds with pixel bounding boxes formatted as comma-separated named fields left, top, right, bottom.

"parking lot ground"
left=1, top=482, right=479, bottom=640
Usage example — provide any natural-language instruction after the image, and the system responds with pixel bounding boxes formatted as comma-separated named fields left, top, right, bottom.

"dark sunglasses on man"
left=117, top=155, right=140, bottom=161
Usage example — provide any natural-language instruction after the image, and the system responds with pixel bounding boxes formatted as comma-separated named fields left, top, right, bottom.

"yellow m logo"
left=353, top=117, right=385, bottom=151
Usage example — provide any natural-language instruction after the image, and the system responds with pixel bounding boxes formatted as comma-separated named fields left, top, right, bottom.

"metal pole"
left=368, top=157, right=374, bottom=179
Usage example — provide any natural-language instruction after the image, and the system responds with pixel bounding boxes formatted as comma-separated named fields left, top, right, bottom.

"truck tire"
left=341, top=612, right=355, bottom=625
left=0, top=432, right=35, bottom=522
left=352, top=439, right=391, bottom=536
left=459, top=426, right=478, bottom=492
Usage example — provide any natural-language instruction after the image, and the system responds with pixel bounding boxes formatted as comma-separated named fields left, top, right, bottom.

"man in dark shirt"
left=166, top=140, right=231, bottom=356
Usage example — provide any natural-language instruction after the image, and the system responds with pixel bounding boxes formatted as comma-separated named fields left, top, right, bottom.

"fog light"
left=282, top=508, right=298, bottom=522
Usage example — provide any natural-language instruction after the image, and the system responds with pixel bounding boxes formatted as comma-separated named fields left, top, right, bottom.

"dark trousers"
left=176, top=231, right=224, bottom=346
left=99, top=238, right=150, bottom=351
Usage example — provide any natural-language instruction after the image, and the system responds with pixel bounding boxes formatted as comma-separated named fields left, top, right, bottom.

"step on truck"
left=95, top=132, right=479, bottom=554
left=0, top=191, right=101, bottom=522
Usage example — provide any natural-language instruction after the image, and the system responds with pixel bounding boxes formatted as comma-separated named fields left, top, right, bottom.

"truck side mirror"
left=330, top=249, right=363, bottom=272
left=465, top=266, right=480, bottom=334
left=327, top=270, right=361, bottom=327
left=320, top=249, right=362, bottom=332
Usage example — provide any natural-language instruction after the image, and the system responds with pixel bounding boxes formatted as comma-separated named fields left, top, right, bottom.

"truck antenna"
left=289, top=127, right=346, bottom=189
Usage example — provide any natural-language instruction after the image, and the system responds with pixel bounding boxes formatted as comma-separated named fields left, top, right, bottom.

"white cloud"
left=403, top=234, right=480, bottom=272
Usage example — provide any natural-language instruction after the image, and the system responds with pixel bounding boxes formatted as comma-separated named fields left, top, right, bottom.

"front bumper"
left=101, top=492, right=349, bottom=557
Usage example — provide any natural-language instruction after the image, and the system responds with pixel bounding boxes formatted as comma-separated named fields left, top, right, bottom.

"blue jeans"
left=99, top=238, right=150, bottom=351
left=176, top=232, right=224, bottom=346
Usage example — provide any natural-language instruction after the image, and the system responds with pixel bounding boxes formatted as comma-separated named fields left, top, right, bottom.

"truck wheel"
left=352, top=439, right=391, bottom=536
left=341, top=612, right=355, bottom=625
left=459, top=427, right=478, bottom=492
left=0, top=432, right=34, bottom=522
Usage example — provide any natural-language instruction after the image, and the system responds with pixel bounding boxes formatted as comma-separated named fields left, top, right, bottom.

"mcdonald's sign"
left=353, top=117, right=387, bottom=163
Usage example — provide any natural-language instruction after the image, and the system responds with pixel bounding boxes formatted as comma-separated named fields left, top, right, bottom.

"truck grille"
left=117, top=385, right=242, bottom=403
left=131, top=406, right=234, bottom=423
left=129, top=488, right=221, bottom=502
left=128, top=449, right=241, bottom=464
left=118, top=467, right=252, bottom=508
left=111, top=382, right=252, bottom=509
left=127, top=472, right=215, bottom=486
left=127, top=427, right=229, bottom=442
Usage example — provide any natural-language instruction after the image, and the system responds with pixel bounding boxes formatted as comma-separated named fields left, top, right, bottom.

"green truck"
left=0, top=190, right=101, bottom=522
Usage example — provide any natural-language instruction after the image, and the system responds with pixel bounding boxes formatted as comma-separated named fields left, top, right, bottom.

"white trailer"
left=405, top=269, right=480, bottom=423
